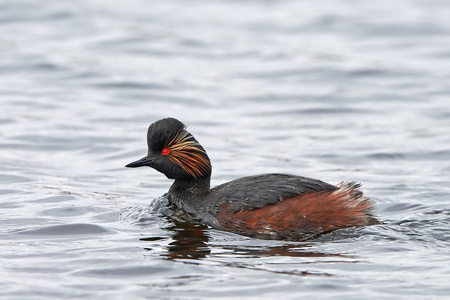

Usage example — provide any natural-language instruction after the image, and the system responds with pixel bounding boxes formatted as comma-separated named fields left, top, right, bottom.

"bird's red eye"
left=161, top=148, right=170, bottom=155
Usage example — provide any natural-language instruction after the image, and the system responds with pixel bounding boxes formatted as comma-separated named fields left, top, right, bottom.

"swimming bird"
left=126, top=117, right=377, bottom=240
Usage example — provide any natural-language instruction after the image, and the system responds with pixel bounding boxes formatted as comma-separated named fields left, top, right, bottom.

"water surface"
left=1, top=1, right=450, bottom=299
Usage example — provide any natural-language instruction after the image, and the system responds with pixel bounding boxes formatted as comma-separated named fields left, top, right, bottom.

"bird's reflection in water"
left=140, top=221, right=211, bottom=260
left=165, top=222, right=211, bottom=259
left=140, top=221, right=355, bottom=262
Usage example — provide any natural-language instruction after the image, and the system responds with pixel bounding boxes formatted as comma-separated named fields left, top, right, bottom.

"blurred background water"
left=1, top=0, right=450, bottom=299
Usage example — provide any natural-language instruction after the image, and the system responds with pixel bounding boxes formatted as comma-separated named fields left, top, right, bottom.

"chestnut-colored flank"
left=166, top=131, right=211, bottom=179
left=216, top=182, right=376, bottom=240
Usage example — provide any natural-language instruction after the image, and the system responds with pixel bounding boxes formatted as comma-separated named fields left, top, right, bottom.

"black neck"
left=168, top=176, right=211, bottom=200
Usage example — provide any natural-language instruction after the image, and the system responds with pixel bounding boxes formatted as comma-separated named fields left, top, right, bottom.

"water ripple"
left=1, top=0, right=450, bottom=299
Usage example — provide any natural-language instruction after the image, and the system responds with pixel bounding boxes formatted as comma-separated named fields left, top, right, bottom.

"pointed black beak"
left=125, top=156, right=155, bottom=168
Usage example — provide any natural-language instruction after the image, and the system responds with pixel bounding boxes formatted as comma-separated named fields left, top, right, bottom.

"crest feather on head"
left=147, top=118, right=211, bottom=179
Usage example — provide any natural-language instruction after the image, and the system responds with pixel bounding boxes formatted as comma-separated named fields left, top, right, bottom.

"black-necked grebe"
left=126, top=117, right=377, bottom=240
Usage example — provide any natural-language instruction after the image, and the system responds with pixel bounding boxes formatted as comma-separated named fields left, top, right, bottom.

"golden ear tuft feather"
left=165, top=131, right=211, bottom=179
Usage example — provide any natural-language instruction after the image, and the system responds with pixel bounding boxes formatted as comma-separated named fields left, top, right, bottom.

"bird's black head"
left=126, top=118, right=211, bottom=180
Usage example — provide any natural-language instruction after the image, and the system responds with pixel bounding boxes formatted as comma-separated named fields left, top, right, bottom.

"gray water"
left=1, top=0, right=450, bottom=299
